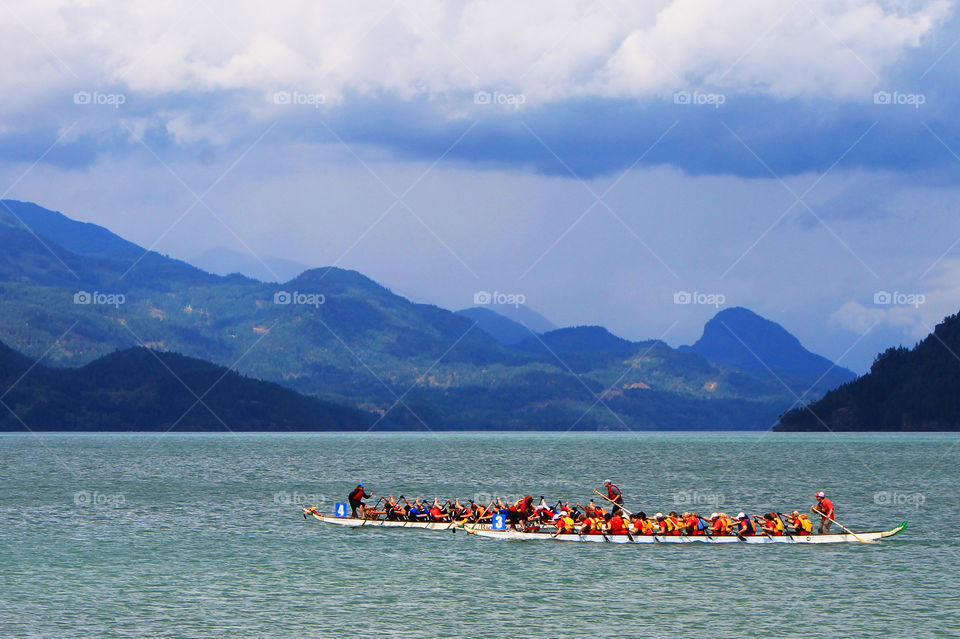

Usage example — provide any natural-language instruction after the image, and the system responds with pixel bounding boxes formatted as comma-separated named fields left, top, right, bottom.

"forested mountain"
left=0, top=340, right=372, bottom=431
left=776, top=311, right=960, bottom=431
left=0, top=200, right=856, bottom=430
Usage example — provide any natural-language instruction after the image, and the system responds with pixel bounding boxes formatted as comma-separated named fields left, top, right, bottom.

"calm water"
left=1, top=432, right=956, bottom=638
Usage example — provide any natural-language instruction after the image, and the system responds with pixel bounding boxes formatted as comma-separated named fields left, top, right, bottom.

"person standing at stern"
left=812, top=491, right=834, bottom=533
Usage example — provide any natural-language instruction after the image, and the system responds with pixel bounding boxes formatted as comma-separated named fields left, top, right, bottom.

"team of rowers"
left=346, top=481, right=837, bottom=537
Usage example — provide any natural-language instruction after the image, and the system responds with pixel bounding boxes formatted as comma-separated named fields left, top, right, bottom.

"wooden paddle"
left=813, top=508, right=871, bottom=543
left=592, top=489, right=631, bottom=515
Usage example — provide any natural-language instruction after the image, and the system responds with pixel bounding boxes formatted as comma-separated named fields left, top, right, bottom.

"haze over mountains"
left=0, top=200, right=861, bottom=430
left=192, top=246, right=313, bottom=283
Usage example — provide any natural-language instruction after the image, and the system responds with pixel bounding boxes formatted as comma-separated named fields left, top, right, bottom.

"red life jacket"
left=608, top=515, right=627, bottom=534
left=349, top=487, right=365, bottom=501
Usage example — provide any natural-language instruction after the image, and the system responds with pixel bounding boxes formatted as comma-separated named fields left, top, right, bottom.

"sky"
left=3, top=0, right=960, bottom=372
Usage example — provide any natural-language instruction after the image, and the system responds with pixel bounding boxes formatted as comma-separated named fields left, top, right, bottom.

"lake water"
left=1, top=432, right=956, bottom=638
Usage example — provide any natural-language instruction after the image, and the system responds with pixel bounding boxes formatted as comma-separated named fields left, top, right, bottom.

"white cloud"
left=0, top=0, right=951, bottom=111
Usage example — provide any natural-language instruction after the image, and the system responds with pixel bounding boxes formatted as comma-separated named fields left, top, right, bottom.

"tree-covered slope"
left=776, top=311, right=960, bottom=431
left=0, top=341, right=373, bottom=431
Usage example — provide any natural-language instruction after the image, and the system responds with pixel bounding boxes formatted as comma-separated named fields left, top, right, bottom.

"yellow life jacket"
left=720, top=516, right=733, bottom=533
left=798, top=515, right=813, bottom=533
left=774, top=517, right=784, bottom=534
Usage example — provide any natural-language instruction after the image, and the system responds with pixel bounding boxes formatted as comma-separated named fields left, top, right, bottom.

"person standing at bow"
left=811, top=491, right=834, bottom=533
left=348, top=483, right=372, bottom=518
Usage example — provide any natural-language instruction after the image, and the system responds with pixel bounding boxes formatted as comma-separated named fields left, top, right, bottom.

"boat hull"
left=304, top=510, right=490, bottom=531
left=463, top=521, right=907, bottom=544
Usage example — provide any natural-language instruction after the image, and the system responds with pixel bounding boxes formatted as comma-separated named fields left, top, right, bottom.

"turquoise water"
left=1, top=432, right=956, bottom=638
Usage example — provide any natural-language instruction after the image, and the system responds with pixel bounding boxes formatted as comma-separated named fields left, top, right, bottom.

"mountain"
left=682, top=307, right=857, bottom=398
left=517, top=326, right=639, bottom=372
left=455, top=307, right=533, bottom=345
left=0, top=199, right=145, bottom=260
left=0, top=200, right=833, bottom=430
left=0, top=340, right=373, bottom=431
left=488, top=303, right=556, bottom=334
left=776, top=311, right=960, bottom=431
left=192, top=246, right=313, bottom=282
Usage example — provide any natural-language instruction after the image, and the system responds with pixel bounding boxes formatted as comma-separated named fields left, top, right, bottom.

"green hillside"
left=0, top=199, right=831, bottom=429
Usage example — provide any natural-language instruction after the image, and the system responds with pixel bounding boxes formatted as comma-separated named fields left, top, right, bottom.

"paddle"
left=778, top=512, right=810, bottom=538
left=813, top=507, right=871, bottom=543
left=592, top=489, right=630, bottom=516
left=751, top=515, right=776, bottom=540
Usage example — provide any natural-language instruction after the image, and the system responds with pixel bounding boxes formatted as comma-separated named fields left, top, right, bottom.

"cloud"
left=5, top=0, right=948, bottom=101
left=0, top=0, right=957, bottom=179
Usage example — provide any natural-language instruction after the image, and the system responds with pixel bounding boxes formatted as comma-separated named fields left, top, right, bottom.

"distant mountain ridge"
left=455, top=307, right=533, bottom=345
left=682, top=307, right=857, bottom=398
left=0, top=340, right=372, bottom=431
left=776, top=311, right=960, bottom=431
left=192, top=246, right=313, bottom=283
left=0, top=199, right=857, bottom=430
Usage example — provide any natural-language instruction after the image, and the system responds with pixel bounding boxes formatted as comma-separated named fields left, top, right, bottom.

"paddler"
left=580, top=511, right=602, bottom=535
left=383, top=495, right=405, bottom=521
left=428, top=498, right=449, bottom=522
left=734, top=512, right=757, bottom=535
left=681, top=511, right=701, bottom=535
left=508, top=495, right=536, bottom=530
left=554, top=511, right=576, bottom=535
left=631, top=511, right=654, bottom=535
left=603, top=479, right=625, bottom=514
left=348, top=483, right=373, bottom=518
left=402, top=496, right=429, bottom=521
left=535, top=496, right=555, bottom=522
left=709, top=512, right=732, bottom=535
left=785, top=510, right=813, bottom=534
left=811, top=491, right=834, bottom=533
left=654, top=512, right=670, bottom=535
left=606, top=510, right=628, bottom=535
left=760, top=512, right=783, bottom=535
left=451, top=498, right=471, bottom=521
left=667, top=511, right=683, bottom=535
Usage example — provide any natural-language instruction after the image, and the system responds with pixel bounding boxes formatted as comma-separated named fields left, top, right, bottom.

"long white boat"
left=302, top=508, right=490, bottom=531
left=462, top=521, right=908, bottom=544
